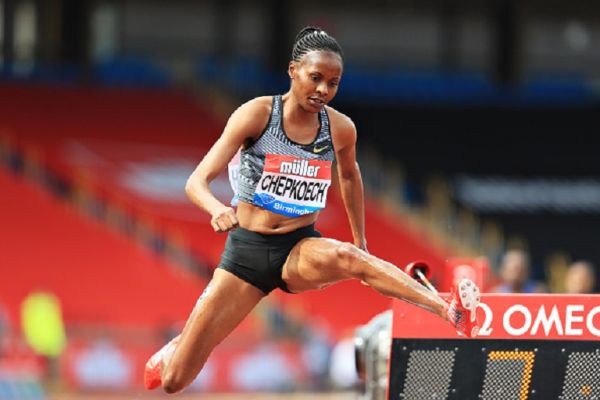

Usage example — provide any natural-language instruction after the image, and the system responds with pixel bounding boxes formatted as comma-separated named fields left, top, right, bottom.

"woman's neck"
left=282, top=92, right=318, bottom=125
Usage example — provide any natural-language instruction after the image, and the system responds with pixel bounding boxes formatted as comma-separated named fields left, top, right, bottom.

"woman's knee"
left=162, top=363, right=199, bottom=394
left=335, top=242, right=366, bottom=278
left=162, top=371, right=184, bottom=394
left=162, top=368, right=188, bottom=394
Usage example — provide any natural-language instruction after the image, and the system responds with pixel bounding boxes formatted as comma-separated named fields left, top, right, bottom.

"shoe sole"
left=144, top=360, right=162, bottom=390
left=144, top=336, right=180, bottom=390
left=457, top=278, right=480, bottom=337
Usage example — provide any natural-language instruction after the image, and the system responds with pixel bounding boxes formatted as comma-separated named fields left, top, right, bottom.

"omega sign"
left=478, top=302, right=600, bottom=338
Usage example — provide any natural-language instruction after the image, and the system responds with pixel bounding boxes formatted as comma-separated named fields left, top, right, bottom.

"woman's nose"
left=316, top=82, right=328, bottom=96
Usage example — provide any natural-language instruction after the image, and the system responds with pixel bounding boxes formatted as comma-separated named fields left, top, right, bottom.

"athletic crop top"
left=228, top=95, right=336, bottom=218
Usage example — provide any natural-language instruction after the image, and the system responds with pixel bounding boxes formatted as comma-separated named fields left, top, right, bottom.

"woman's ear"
left=288, top=61, right=296, bottom=79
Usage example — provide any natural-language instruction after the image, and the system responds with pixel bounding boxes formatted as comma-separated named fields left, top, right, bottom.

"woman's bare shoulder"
left=325, top=105, right=357, bottom=143
left=225, top=96, right=273, bottom=138
left=236, top=96, right=273, bottom=116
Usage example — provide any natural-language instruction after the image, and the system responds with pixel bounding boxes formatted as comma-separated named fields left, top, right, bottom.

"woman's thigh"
left=281, top=237, right=350, bottom=293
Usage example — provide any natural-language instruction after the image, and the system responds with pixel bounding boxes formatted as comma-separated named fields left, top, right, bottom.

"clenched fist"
left=210, top=206, right=239, bottom=233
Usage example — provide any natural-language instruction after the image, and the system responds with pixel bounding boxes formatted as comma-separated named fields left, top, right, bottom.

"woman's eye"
left=311, top=75, right=319, bottom=82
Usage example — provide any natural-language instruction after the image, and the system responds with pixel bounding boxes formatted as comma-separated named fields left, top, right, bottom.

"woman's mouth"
left=308, top=97, right=325, bottom=107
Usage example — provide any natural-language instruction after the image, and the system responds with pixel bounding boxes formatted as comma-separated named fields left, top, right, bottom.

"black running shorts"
left=217, top=224, right=321, bottom=294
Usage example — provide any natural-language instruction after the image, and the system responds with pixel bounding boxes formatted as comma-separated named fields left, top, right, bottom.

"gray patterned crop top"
left=228, top=95, right=336, bottom=217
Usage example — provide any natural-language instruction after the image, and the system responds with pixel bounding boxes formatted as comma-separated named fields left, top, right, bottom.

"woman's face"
left=289, top=50, right=343, bottom=112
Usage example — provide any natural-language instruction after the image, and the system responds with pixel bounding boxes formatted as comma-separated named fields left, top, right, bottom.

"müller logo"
left=478, top=302, right=600, bottom=338
left=280, top=159, right=321, bottom=178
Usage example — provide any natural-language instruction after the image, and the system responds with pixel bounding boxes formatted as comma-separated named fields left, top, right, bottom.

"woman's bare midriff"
left=236, top=201, right=319, bottom=234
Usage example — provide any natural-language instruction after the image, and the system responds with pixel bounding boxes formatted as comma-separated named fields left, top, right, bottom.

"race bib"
left=254, top=154, right=332, bottom=217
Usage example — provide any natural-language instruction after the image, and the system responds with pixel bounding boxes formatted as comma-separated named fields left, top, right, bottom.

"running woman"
left=145, top=26, right=480, bottom=394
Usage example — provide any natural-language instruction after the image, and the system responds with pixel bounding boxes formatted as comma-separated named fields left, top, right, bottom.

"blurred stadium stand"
left=2, top=0, right=600, bottom=395
left=0, top=83, right=452, bottom=326
left=0, top=166, right=205, bottom=328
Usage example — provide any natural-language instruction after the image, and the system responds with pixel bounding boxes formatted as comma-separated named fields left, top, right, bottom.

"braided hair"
left=291, top=26, right=344, bottom=62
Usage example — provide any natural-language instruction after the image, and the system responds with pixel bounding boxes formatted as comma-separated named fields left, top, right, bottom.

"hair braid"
left=291, top=26, right=343, bottom=62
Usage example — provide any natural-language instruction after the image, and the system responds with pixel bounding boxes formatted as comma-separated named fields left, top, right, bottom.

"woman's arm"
left=185, top=97, right=270, bottom=232
left=330, top=111, right=367, bottom=250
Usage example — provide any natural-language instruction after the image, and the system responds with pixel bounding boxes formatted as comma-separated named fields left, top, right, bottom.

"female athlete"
left=144, top=26, right=480, bottom=394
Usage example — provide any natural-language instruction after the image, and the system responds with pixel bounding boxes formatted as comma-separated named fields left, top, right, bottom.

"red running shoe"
left=446, top=278, right=480, bottom=338
left=144, top=337, right=178, bottom=390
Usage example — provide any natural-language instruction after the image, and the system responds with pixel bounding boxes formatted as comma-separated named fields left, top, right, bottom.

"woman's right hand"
left=210, top=206, right=239, bottom=233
